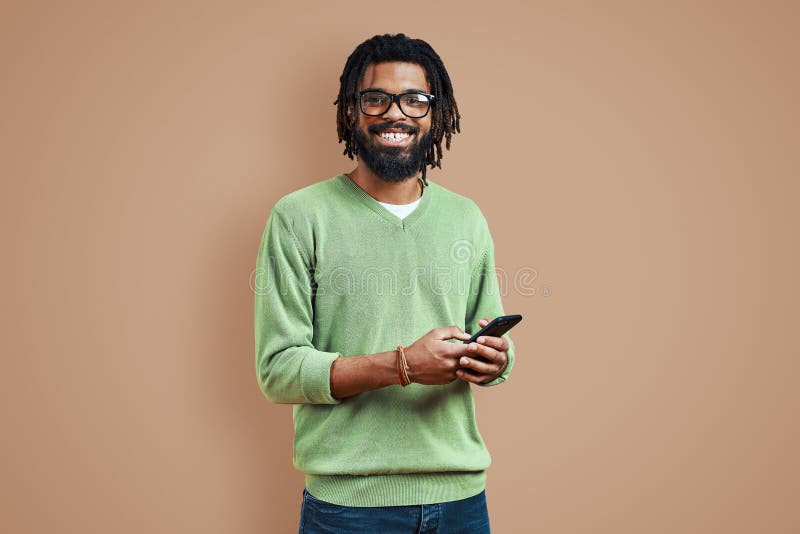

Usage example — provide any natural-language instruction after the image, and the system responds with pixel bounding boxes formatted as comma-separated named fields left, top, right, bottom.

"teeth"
left=380, top=132, right=410, bottom=141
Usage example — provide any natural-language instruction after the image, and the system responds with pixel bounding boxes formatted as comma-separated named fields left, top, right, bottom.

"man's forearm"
left=330, top=351, right=400, bottom=399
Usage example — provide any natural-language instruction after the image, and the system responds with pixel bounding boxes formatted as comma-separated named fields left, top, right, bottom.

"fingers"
left=464, top=339, right=506, bottom=363
left=458, top=334, right=508, bottom=382
left=477, top=317, right=494, bottom=329
left=471, top=334, right=509, bottom=353
left=432, top=325, right=472, bottom=342
left=457, top=358, right=508, bottom=384
left=456, top=367, right=494, bottom=384
left=458, top=354, right=496, bottom=375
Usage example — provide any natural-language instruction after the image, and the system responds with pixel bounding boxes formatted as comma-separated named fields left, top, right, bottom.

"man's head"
left=334, top=33, right=461, bottom=185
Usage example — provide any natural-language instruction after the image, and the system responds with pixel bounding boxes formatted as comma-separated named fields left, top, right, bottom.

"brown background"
left=2, top=1, right=798, bottom=533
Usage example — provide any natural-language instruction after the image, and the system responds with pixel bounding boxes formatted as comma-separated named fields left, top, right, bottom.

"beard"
left=352, top=122, right=432, bottom=183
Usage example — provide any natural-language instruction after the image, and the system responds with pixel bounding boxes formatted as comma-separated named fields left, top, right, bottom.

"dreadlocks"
left=334, top=33, right=461, bottom=185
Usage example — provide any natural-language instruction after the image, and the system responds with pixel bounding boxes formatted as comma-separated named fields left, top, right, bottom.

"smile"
left=375, top=131, right=414, bottom=147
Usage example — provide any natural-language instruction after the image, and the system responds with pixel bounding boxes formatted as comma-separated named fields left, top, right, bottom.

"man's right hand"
left=403, top=326, right=472, bottom=385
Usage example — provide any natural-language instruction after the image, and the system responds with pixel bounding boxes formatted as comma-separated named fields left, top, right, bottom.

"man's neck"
left=346, top=165, right=422, bottom=205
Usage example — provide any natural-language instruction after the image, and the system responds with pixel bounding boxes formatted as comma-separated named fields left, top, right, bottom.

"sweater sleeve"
left=464, top=223, right=516, bottom=387
left=254, top=204, right=342, bottom=405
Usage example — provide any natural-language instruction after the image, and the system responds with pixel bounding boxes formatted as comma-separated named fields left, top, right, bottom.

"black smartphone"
left=464, top=314, right=523, bottom=344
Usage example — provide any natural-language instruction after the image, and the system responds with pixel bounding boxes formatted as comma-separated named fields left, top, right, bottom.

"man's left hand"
left=457, top=317, right=509, bottom=385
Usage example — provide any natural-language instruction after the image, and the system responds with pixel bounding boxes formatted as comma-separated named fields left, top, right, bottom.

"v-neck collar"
left=335, top=173, right=434, bottom=230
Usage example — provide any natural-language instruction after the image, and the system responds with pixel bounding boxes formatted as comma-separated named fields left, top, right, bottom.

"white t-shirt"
left=377, top=196, right=422, bottom=220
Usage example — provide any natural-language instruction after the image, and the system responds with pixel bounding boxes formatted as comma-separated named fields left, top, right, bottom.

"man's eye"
left=402, top=95, right=427, bottom=107
left=365, top=96, right=388, bottom=105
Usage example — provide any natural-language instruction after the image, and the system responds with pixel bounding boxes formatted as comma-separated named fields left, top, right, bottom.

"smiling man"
left=255, top=33, right=516, bottom=533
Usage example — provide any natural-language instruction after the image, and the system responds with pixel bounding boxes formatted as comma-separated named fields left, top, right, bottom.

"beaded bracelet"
left=396, top=344, right=412, bottom=387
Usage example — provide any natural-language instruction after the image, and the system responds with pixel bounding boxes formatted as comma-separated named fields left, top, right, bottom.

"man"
left=254, top=33, right=515, bottom=533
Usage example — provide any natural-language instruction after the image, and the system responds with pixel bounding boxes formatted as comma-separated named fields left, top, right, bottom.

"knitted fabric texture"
left=254, top=173, right=515, bottom=506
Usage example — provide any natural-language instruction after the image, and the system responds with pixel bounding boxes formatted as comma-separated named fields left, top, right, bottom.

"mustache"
left=368, top=123, right=418, bottom=135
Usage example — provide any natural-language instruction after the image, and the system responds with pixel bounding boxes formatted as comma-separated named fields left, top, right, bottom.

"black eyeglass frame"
left=357, top=90, right=436, bottom=118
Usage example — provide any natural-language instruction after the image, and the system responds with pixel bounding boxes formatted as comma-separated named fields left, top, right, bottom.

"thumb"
left=454, top=329, right=472, bottom=341
left=438, top=325, right=472, bottom=342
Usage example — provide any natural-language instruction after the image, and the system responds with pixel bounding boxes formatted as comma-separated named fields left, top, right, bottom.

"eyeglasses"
left=358, top=90, right=435, bottom=118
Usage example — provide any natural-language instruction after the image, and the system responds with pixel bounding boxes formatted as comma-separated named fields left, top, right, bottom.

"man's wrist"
left=375, top=350, right=403, bottom=388
left=330, top=351, right=402, bottom=399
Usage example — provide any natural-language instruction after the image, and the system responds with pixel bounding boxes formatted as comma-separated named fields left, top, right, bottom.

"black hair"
left=334, top=33, right=461, bottom=185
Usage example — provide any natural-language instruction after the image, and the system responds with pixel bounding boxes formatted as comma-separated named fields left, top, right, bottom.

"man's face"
left=352, top=61, right=433, bottom=183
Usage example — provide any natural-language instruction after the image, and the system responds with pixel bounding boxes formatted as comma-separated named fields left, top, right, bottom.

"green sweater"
left=254, top=173, right=515, bottom=507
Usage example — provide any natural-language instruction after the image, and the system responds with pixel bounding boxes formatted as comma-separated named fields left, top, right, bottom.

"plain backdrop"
left=2, top=1, right=798, bottom=533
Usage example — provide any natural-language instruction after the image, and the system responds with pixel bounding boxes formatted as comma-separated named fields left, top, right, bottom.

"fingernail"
left=461, top=357, right=469, bottom=365
left=469, top=343, right=477, bottom=350
left=478, top=337, right=485, bottom=344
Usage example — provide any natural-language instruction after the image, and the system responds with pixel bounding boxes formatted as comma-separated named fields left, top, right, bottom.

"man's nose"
left=381, top=99, right=406, bottom=121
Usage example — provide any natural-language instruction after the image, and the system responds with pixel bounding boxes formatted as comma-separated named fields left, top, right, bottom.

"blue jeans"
left=299, top=488, right=491, bottom=533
